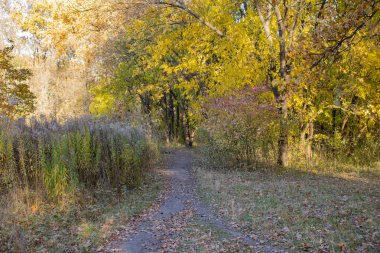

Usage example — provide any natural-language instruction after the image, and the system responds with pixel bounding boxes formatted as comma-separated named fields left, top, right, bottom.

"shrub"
left=197, top=87, right=279, bottom=169
left=198, top=88, right=380, bottom=171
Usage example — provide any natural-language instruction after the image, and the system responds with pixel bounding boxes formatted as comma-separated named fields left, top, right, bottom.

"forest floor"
left=1, top=148, right=378, bottom=252
left=0, top=169, right=163, bottom=252
left=106, top=148, right=282, bottom=253
left=196, top=161, right=380, bottom=252
left=106, top=148, right=379, bottom=253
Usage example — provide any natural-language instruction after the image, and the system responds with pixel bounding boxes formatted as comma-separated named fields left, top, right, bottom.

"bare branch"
left=288, top=0, right=301, bottom=50
left=311, top=0, right=379, bottom=68
left=254, top=0, right=273, bottom=45
left=154, top=1, right=229, bottom=39
left=274, top=2, right=287, bottom=80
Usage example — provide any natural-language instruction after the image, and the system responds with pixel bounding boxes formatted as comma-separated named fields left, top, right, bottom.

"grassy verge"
left=195, top=163, right=380, bottom=252
left=0, top=172, right=163, bottom=253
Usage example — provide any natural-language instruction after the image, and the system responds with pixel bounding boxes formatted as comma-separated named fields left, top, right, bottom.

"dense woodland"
left=0, top=0, right=379, bottom=252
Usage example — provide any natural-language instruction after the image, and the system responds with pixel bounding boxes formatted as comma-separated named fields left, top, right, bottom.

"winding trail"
left=106, top=149, right=282, bottom=253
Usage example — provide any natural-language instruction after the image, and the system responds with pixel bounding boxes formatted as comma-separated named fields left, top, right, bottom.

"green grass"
left=0, top=173, right=163, bottom=253
left=195, top=164, right=380, bottom=252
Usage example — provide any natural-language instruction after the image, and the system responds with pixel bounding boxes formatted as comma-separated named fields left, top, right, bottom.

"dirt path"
left=106, top=149, right=282, bottom=253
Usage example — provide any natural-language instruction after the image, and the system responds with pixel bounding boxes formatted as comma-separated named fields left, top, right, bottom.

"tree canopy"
left=2, top=0, right=379, bottom=166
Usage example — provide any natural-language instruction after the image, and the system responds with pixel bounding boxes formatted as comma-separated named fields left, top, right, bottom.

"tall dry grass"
left=0, top=116, right=158, bottom=205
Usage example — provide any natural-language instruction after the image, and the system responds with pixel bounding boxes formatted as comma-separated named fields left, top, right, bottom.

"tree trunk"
left=175, top=102, right=180, bottom=139
left=275, top=54, right=290, bottom=166
left=300, top=117, right=314, bottom=162
left=306, top=119, right=314, bottom=161
left=274, top=4, right=290, bottom=167
left=162, top=94, right=170, bottom=143
left=181, top=110, right=186, bottom=143
left=168, top=91, right=175, bottom=141
left=277, top=96, right=289, bottom=166
left=184, top=103, right=193, bottom=147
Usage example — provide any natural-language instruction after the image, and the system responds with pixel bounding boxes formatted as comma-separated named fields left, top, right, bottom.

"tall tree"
left=0, top=46, right=35, bottom=117
left=142, top=0, right=378, bottom=166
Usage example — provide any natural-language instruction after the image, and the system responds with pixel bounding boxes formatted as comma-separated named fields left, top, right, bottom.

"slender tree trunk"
left=168, top=90, right=175, bottom=142
left=274, top=4, right=290, bottom=167
left=332, top=108, right=337, bottom=132
left=184, top=103, right=193, bottom=147
left=181, top=110, right=186, bottom=143
left=162, top=94, right=170, bottom=143
left=300, top=118, right=314, bottom=162
left=306, top=119, right=314, bottom=161
left=175, top=102, right=180, bottom=140
left=277, top=96, right=289, bottom=166
left=276, top=53, right=290, bottom=166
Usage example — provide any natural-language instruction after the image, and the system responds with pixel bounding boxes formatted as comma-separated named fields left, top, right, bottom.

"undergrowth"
left=0, top=173, right=162, bottom=252
left=0, top=116, right=161, bottom=252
